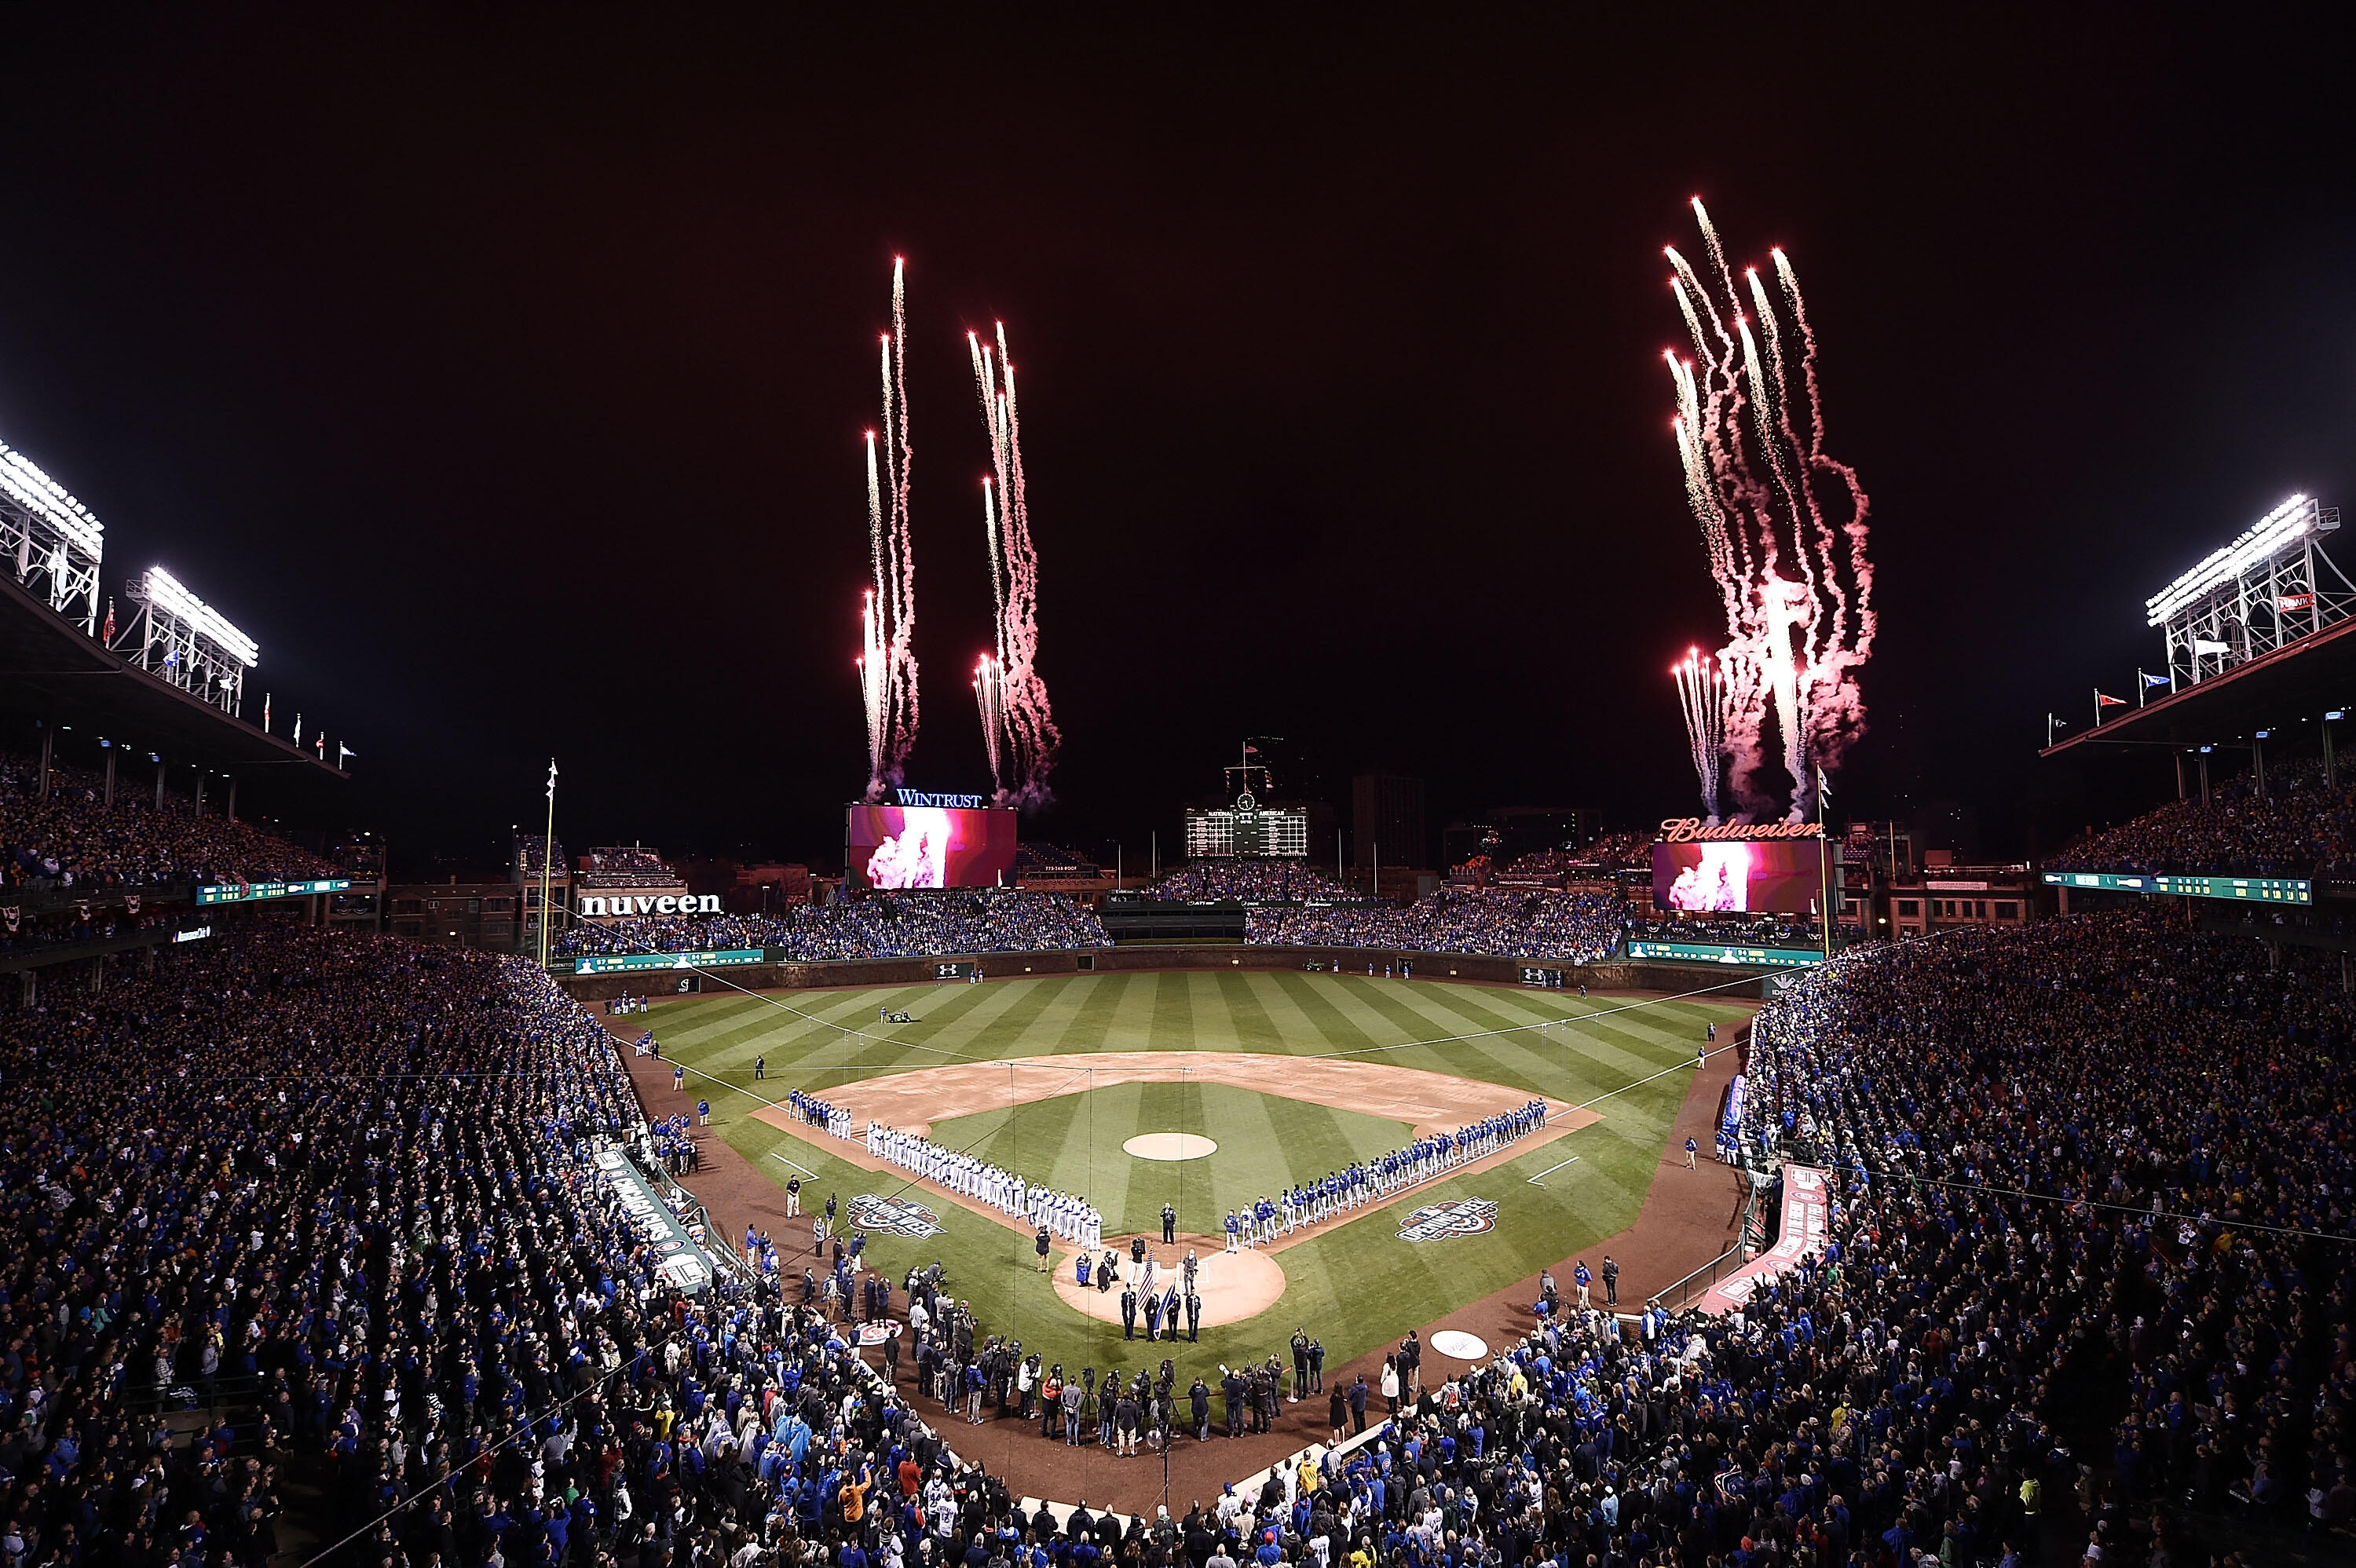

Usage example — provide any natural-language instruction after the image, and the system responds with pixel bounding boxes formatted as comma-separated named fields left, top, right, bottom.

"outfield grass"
left=647, top=970, right=1744, bottom=1377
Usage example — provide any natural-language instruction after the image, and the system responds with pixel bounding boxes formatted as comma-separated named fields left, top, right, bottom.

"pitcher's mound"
left=1122, top=1131, right=1217, bottom=1161
left=1052, top=1236, right=1284, bottom=1329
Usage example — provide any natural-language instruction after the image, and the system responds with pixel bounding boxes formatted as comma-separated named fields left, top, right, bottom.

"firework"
left=972, top=652, right=1007, bottom=795
left=1662, top=199, right=1873, bottom=821
left=858, top=259, right=920, bottom=801
left=968, top=323, right=1059, bottom=808
left=1670, top=648, right=1729, bottom=823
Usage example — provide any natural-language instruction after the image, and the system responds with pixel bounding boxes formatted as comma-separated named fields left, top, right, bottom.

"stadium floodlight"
left=2146, top=493, right=2352, bottom=688
left=118, top=566, right=258, bottom=717
left=0, top=437, right=106, bottom=634
left=141, top=567, right=258, bottom=664
left=2145, top=495, right=2321, bottom=627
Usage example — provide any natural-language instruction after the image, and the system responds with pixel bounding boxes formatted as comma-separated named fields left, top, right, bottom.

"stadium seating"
left=14, top=889, right=2353, bottom=1568
left=1142, top=861, right=1352, bottom=902
left=0, top=748, right=342, bottom=888
left=1246, top=886, right=1623, bottom=963
left=2044, top=757, right=2356, bottom=877
left=557, top=889, right=1110, bottom=959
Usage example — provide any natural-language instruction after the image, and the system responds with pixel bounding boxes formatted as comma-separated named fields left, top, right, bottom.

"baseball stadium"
left=8, top=27, right=2356, bottom=1568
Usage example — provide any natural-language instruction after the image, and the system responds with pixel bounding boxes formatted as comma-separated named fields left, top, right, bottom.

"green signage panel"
left=573, top=948, right=766, bottom=975
left=2041, top=871, right=2310, bottom=905
left=1626, top=940, right=1824, bottom=967
left=196, top=878, right=352, bottom=905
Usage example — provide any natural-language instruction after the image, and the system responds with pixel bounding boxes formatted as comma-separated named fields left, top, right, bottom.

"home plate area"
left=1052, top=1237, right=1286, bottom=1330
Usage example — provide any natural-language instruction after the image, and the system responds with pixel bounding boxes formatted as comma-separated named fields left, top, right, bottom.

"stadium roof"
left=2041, top=612, right=2356, bottom=755
left=0, top=568, right=344, bottom=777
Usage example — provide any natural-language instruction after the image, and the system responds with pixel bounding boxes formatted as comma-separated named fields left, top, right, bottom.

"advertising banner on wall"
left=1695, top=1162, right=1831, bottom=1314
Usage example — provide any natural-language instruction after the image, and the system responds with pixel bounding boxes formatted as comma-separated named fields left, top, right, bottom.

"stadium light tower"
left=2146, top=495, right=2350, bottom=687
left=0, top=439, right=105, bottom=634
left=111, top=566, right=259, bottom=716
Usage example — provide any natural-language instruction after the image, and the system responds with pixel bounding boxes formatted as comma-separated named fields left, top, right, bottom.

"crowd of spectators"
left=2044, top=757, right=2356, bottom=877
left=513, top=836, right=569, bottom=880
left=8, top=843, right=2346, bottom=1566
left=1142, top=862, right=1353, bottom=904
left=1, top=751, right=342, bottom=889
left=0, top=923, right=1208, bottom=1568
left=584, top=848, right=675, bottom=878
left=1246, top=888, right=1623, bottom=963
left=1505, top=833, right=1655, bottom=878
left=1709, top=910, right=2356, bottom=1558
left=0, top=904, right=182, bottom=959
left=557, top=891, right=1110, bottom=961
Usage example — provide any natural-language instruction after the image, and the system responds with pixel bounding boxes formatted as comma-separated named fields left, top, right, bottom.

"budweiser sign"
left=1659, top=818, right=1824, bottom=842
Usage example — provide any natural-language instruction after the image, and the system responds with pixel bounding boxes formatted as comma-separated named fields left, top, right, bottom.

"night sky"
left=3, top=11, right=2352, bottom=872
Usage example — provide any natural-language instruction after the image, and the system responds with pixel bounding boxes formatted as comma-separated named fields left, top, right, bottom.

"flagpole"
left=2137, top=670, right=2147, bottom=709
left=1816, top=766, right=1834, bottom=959
left=2093, top=689, right=2102, bottom=730
left=540, top=759, right=558, bottom=970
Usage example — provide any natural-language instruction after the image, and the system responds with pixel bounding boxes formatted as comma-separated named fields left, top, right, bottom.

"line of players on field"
left=1222, top=1097, right=1549, bottom=1248
left=785, top=1087, right=854, bottom=1139
left=862, top=1117, right=1107, bottom=1252
left=806, top=1083, right=1547, bottom=1253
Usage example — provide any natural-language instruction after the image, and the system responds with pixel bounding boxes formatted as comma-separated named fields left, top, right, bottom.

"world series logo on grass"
left=851, top=1193, right=944, bottom=1238
left=1398, top=1198, right=1499, bottom=1241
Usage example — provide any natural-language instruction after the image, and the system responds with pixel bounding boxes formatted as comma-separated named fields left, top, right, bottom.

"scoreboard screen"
left=1652, top=840, right=1830, bottom=915
left=847, top=805, right=1018, bottom=889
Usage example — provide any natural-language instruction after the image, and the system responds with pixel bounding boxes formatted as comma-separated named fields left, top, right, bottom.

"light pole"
left=539, top=759, right=558, bottom=970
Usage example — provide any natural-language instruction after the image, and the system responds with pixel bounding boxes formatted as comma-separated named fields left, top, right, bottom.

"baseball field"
left=643, top=968, right=1749, bottom=1377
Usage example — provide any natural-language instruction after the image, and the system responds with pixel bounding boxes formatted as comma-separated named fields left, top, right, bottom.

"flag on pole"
left=100, top=598, right=115, bottom=644
left=262, top=694, right=272, bottom=733
left=2096, top=691, right=2127, bottom=707
left=2141, top=671, right=2171, bottom=687
left=337, top=744, right=355, bottom=764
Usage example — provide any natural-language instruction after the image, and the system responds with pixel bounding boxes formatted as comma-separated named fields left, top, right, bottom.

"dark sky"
left=3, top=9, right=2352, bottom=871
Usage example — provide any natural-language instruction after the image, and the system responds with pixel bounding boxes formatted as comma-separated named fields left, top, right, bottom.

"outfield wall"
left=556, top=943, right=1777, bottom=1003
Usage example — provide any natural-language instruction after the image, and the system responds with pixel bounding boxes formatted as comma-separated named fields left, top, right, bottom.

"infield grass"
left=645, top=969, right=1745, bottom=1380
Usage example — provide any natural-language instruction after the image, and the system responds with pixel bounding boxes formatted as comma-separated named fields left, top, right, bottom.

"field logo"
left=850, top=1193, right=943, bottom=1239
left=1398, top=1198, right=1499, bottom=1241
left=856, top=1318, right=905, bottom=1347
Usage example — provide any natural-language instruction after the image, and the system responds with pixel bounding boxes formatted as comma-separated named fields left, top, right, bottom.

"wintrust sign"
left=576, top=894, right=723, bottom=916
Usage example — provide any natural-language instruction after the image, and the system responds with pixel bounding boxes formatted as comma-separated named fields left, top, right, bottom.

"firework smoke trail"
left=1661, top=202, right=1874, bottom=821
left=971, top=654, right=1007, bottom=795
left=1671, top=649, right=1729, bottom=822
left=1774, top=246, right=1875, bottom=777
left=858, top=588, right=887, bottom=789
left=967, top=323, right=1060, bottom=807
left=854, top=261, right=920, bottom=802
